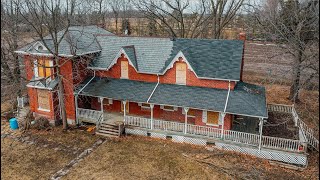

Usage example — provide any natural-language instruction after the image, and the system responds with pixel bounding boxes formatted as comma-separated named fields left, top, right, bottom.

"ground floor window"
left=37, top=89, right=50, bottom=111
left=206, top=111, right=219, bottom=125
left=138, top=103, right=151, bottom=110
left=160, top=105, right=177, bottom=111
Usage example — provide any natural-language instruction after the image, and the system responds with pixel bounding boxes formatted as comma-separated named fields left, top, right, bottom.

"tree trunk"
left=55, top=57, right=68, bottom=130
left=289, top=50, right=302, bottom=102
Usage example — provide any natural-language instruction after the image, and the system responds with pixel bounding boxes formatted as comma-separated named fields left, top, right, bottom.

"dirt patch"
left=63, top=136, right=313, bottom=180
left=264, top=112, right=299, bottom=139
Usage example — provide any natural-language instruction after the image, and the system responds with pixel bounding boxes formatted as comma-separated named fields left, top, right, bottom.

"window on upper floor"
left=37, top=89, right=50, bottom=111
left=176, top=62, right=186, bottom=85
left=34, top=59, right=52, bottom=79
left=121, top=61, right=129, bottom=79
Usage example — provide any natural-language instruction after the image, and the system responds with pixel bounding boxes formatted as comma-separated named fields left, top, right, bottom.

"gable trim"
left=27, top=41, right=48, bottom=52
left=160, top=51, right=240, bottom=82
left=161, top=51, right=196, bottom=75
left=106, top=48, right=138, bottom=72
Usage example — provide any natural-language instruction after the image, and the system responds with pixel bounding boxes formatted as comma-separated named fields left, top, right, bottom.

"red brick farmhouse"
left=16, top=26, right=312, bottom=167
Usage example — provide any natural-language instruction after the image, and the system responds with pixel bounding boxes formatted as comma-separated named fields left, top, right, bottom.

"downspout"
left=75, top=70, right=96, bottom=125
left=147, top=75, right=160, bottom=103
left=147, top=75, right=160, bottom=130
left=221, top=80, right=231, bottom=138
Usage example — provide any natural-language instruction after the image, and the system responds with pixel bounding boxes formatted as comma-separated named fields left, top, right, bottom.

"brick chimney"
left=239, top=32, right=246, bottom=81
left=239, top=32, right=246, bottom=41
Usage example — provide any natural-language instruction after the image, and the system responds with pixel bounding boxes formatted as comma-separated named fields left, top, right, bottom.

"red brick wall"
left=95, top=54, right=236, bottom=90
left=27, top=87, right=55, bottom=121
left=59, top=58, right=76, bottom=121
left=90, top=98, right=232, bottom=130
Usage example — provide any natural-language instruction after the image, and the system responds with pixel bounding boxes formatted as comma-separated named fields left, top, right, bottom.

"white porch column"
left=100, top=97, right=104, bottom=121
left=220, top=113, right=226, bottom=139
left=122, top=100, right=127, bottom=124
left=150, top=104, right=154, bottom=130
left=258, top=118, right=264, bottom=151
left=184, top=107, right=189, bottom=134
left=75, top=94, right=79, bottom=125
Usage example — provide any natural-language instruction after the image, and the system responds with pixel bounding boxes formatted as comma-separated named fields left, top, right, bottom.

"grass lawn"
left=63, top=136, right=317, bottom=180
left=1, top=121, right=100, bottom=180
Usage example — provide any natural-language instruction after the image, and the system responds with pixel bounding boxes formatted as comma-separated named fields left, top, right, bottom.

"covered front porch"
left=73, top=77, right=306, bottom=154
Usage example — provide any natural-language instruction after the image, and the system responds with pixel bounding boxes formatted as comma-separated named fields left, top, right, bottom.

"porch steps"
left=96, top=122, right=124, bottom=138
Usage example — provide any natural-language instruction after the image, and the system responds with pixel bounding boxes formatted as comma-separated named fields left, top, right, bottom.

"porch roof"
left=76, top=77, right=267, bottom=118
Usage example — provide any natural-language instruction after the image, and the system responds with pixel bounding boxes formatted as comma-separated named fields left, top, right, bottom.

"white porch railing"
left=268, top=103, right=319, bottom=151
left=125, top=115, right=302, bottom=152
left=154, top=119, right=185, bottom=132
left=267, top=104, right=293, bottom=113
left=187, top=124, right=221, bottom=138
left=292, top=107, right=319, bottom=151
left=77, top=108, right=103, bottom=123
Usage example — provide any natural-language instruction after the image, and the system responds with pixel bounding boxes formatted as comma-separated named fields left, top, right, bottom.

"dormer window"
left=176, top=62, right=186, bottom=85
left=121, top=61, right=129, bottom=79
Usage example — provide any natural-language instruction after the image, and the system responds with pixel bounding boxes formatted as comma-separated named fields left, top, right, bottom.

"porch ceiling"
left=76, top=77, right=267, bottom=118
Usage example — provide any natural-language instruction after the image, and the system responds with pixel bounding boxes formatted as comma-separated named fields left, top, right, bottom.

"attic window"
left=37, top=45, right=43, bottom=51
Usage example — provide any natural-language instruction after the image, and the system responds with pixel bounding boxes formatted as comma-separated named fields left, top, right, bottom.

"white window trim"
left=138, top=103, right=151, bottom=109
left=34, top=60, right=39, bottom=78
left=160, top=105, right=177, bottom=112
left=38, top=107, right=50, bottom=112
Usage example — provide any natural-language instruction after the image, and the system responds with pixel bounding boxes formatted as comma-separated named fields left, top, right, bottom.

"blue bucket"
left=9, top=118, right=19, bottom=130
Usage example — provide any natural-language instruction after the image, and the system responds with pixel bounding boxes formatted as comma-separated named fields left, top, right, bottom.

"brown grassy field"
left=63, top=136, right=317, bottom=180
left=1, top=121, right=100, bottom=180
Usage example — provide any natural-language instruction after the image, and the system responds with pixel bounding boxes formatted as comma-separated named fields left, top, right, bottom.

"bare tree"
left=135, top=0, right=212, bottom=38
left=210, top=0, right=245, bottom=39
left=17, top=0, right=78, bottom=130
left=251, top=0, right=319, bottom=102
left=109, top=0, right=121, bottom=34
left=1, top=0, right=23, bottom=99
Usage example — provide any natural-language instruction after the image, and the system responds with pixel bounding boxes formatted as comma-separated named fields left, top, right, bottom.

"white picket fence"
left=268, top=104, right=319, bottom=151
left=125, top=116, right=302, bottom=152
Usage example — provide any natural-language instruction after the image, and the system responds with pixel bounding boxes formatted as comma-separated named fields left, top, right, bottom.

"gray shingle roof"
left=78, top=77, right=156, bottom=102
left=90, top=36, right=174, bottom=73
left=77, top=78, right=267, bottom=118
left=149, top=83, right=228, bottom=112
left=90, top=36, right=244, bottom=80
left=123, top=46, right=138, bottom=70
left=26, top=77, right=59, bottom=90
left=227, top=82, right=267, bottom=118
left=17, top=25, right=114, bottom=56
